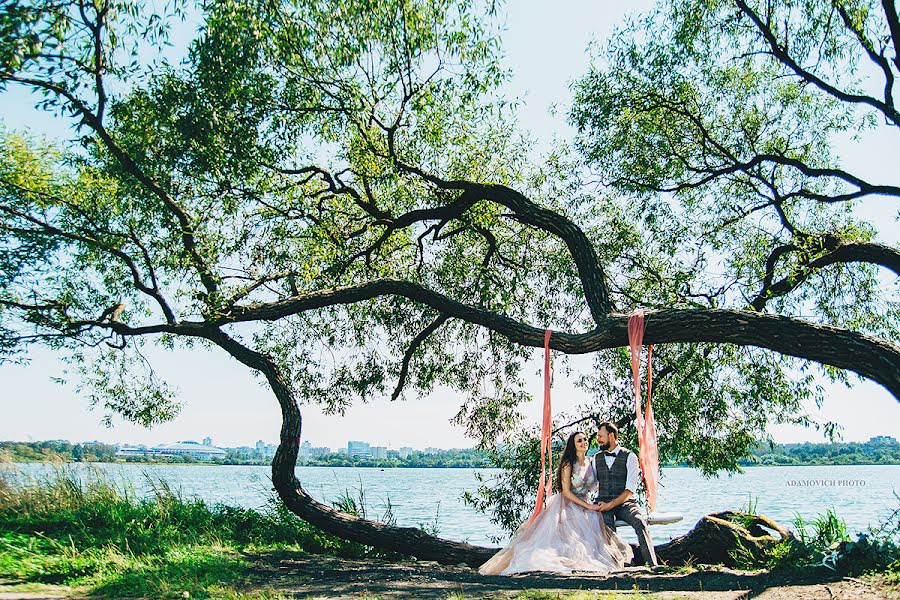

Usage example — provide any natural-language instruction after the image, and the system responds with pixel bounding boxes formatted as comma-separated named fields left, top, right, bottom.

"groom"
left=593, top=421, right=659, bottom=567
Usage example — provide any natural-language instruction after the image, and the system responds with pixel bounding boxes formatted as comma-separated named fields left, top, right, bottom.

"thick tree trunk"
left=204, top=324, right=841, bottom=570
left=654, top=511, right=793, bottom=567
left=270, top=400, right=498, bottom=567
left=205, top=329, right=499, bottom=567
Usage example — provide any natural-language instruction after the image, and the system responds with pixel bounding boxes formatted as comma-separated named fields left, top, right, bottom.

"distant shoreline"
left=4, top=437, right=898, bottom=468
left=5, top=459, right=899, bottom=468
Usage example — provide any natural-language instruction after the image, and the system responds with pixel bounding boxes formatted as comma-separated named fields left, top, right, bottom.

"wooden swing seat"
left=614, top=511, right=683, bottom=528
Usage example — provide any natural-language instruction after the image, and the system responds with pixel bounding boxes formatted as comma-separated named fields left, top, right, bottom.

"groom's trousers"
left=601, top=500, right=659, bottom=567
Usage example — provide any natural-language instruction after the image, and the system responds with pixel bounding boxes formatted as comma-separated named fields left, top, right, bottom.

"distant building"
left=115, top=444, right=151, bottom=458
left=230, top=446, right=255, bottom=459
left=150, top=440, right=226, bottom=460
left=399, top=447, right=413, bottom=459
left=299, top=441, right=329, bottom=459
left=387, top=449, right=400, bottom=459
left=869, top=436, right=898, bottom=445
left=203, top=436, right=212, bottom=446
left=299, top=441, right=313, bottom=458
left=424, top=447, right=441, bottom=455
left=371, top=446, right=388, bottom=459
left=348, top=441, right=372, bottom=458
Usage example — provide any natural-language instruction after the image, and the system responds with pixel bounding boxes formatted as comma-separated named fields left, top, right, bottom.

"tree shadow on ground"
left=244, top=550, right=886, bottom=599
left=87, top=547, right=247, bottom=599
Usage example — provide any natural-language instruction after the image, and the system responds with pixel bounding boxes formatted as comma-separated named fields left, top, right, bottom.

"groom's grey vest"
left=595, top=449, right=631, bottom=503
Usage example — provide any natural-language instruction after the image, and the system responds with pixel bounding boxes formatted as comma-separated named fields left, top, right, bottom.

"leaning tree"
left=470, top=0, right=900, bottom=536
left=1, top=0, right=897, bottom=566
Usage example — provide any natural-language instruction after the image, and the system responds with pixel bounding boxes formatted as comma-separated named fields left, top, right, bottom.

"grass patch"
left=89, top=544, right=248, bottom=598
left=0, top=464, right=405, bottom=598
left=732, top=501, right=900, bottom=579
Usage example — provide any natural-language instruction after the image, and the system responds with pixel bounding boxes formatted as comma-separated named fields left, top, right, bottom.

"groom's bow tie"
left=602, top=451, right=617, bottom=457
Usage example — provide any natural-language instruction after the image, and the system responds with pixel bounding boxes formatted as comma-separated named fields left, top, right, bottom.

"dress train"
left=479, top=460, right=632, bottom=575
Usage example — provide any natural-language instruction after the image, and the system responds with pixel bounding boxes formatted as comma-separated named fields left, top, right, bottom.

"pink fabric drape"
left=628, top=311, right=659, bottom=513
left=527, top=329, right=553, bottom=526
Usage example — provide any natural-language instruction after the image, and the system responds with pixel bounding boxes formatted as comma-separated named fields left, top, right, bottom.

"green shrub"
left=0, top=466, right=410, bottom=596
left=759, top=503, right=900, bottom=575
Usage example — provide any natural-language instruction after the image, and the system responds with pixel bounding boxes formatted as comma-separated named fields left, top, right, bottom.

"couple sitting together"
left=479, top=422, right=659, bottom=576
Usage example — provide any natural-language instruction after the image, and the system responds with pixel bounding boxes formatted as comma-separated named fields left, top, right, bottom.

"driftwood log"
left=647, top=511, right=794, bottom=567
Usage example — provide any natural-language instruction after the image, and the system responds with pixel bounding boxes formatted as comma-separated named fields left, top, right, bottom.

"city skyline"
left=1, top=433, right=495, bottom=453
left=5, top=430, right=898, bottom=452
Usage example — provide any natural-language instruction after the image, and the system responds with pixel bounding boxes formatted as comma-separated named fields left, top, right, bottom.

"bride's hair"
left=554, top=430, right=586, bottom=491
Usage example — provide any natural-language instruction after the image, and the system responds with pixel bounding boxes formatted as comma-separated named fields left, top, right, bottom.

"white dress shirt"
left=601, top=445, right=641, bottom=494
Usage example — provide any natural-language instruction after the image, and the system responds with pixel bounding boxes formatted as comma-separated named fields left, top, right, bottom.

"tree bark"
left=654, top=511, right=793, bottom=567
left=204, top=328, right=499, bottom=567
left=226, top=282, right=900, bottom=401
left=201, top=297, right=895, bottom=569
left=271, top=414, right=498, bottom=568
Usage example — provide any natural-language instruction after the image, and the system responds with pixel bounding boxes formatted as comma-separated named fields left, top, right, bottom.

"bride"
left=479, top=431, right=633, bottom=575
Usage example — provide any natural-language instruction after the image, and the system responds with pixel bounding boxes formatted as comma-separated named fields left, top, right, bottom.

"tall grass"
left=748, top=505, right=900, bottom=575
left=0, top=465, right=405, bottom=598
left=791, top=508, right=850, bottom=549
left=741, top=494, right=758, bottom=515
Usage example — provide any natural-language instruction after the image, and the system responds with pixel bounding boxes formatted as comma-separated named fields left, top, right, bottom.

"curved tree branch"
left=14, top=269, right=893, bottom=401
left=751, top=240, right=900, bottom=311
left=735, top=0, right=900, bottom=127
left=394, top=164, right=615, bottom=321
left=218, top=279, right=900, bottom=400
left=0, top=204, right=176, bottom=324
left=391, top=313, right=450, bottom=401
left=835, top=2, right=896, bottom=114
left=616, top=149, right=900, bottom=202
left=200, top=327, right=497, bottom=567
left=552, top=412, right=636, bottom=436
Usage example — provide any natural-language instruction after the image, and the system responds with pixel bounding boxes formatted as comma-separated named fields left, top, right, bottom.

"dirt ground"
left=0, top=552, right=895, bottom=599
left=239, top=551, right=897, bottom=599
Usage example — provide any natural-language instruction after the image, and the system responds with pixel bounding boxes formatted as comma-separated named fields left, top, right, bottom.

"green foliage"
left=298, top=448, right=491, bottom=468
left=752, top=503, right=900, bottom=575
left=741, top=495, right=758, bottom=516
left=0, top=466, right=412, bottom=596
left=0, top=0, right=540, bottom=426
left=0, top=440, right=115, bottom=465
left=737, top=438, right=900, bottom=466
left=571, top=0, right=897, bottom=339
left=462, top=427, right=551, bottom=538
left=811, top=509, right=852, bottom=548
left=0, top=440, right=72, bottom=463
left=2, top=0, right=898, bottom=548
left=792, top=509, right=851, bottom=550
left=0, top=441, right=493, bottom=467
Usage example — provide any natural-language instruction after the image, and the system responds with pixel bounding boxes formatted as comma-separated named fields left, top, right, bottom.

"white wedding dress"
left=478, top=459, right=633, bottom=575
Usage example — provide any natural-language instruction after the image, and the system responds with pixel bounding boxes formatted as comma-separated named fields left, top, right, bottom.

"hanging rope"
left=527, top=329, right=553, bottom=526
left=628, top=310, right=659, bottom=512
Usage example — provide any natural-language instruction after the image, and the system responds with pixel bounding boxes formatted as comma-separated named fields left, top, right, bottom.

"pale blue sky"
left=1, top=0, right=897, bottom=449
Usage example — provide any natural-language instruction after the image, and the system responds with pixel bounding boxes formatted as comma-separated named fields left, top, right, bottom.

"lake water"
left=6, top=463, right=898, bottom=546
